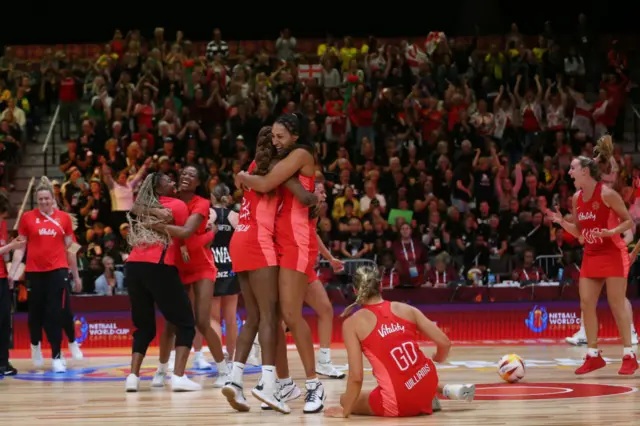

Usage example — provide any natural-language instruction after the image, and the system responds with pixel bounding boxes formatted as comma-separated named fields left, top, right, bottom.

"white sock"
left=262, top=365, right=276, bottom=389
left=305, top=377, right=320, bottom=387
left=442, top=384, right=453, bottom=399
left=216, top=360, right=228, bottom=375
left=231, top=362, right=245, bottom=385
left=194, top=350, right=203, bottom=360
left=279, top=377, right=293, bottom=386
left=623, top=347, right=635, bottom=357
left=587, top=348, right=599, bottom=357
left=632, top=324, right=637, bottom=334
left=158, top=362, right=168, bottom=373
left=318, top=348, right=331, bottom=364
left=578, top=325, right=586, bottom=335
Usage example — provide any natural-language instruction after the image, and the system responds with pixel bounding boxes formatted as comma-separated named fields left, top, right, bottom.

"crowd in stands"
left=2, top=14, right=638, bottom=294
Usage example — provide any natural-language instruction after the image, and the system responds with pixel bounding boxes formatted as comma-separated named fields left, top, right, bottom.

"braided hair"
left=342, top=265, right=382, bottom=317
left=252, top=126, right=276, bottom=177
left=126, top=172, right=171, bottom=248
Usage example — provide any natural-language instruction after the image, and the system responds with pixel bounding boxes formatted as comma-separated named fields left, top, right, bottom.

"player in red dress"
left=565, top=145, right=638, bottom=346
left=223, top=126, right=316, bottom=414
left=324, top=266, right=475, bottom=418
left=237, top=114, right=326, bottom=413
left=152, top=165, right=228, bottom=388
left=547, top=137, right=638, bottom=375
left=261, top=181, right=345, bottom=411
left=123, top=172, right=199, bottom=392
left=9, top=177, right=81, bottom=373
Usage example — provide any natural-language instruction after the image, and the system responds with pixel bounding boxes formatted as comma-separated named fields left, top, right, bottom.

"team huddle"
left=2, top=114, right=638, bottom=417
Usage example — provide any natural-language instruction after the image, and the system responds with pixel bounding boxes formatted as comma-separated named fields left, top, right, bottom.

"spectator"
left=392, top=223, right=428, bottom=287
left=512, top=248, right=547, bottom=282
left=25, top=22, right=634, bottom=293
left=94, top=256, right=125, bottom=295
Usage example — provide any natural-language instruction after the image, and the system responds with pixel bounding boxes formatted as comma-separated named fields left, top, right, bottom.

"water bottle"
left=558, top=268, right=564, bottom=282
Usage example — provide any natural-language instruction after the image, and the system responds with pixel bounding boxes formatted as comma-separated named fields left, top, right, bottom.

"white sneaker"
left=222, top=382, right=251, bottom=412
left=192, top=353, right=212, bottom=370
left=69, top=342, right=84, bottom=360
left=31, top=343, right=44, bottom=368
left=52, top=358, right=66, bottom=374
left=246, top=339, right=261, bottom=366
left=168, top=350, right=176, bottom=372
left=151, top=369, right=167, bottom=388
left=633, top=330, right=638, bottom=346
left=315, top=361, right=346, bottom=379
left=261, top=379, right=302, bottom=410
left=125, top=374, right=140, bottom=392
left=303, top=380, right=326, bottom=414
left=252, top=379, right=291, bottom=414
left=444, top=384, right=476, bottom=401
left=566, top=330, right=587, bottom=346
left=171, top=374, right=202, bottom=392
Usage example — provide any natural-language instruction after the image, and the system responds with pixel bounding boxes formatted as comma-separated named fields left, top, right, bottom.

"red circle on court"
left=473, top=383, right=636, bottom=400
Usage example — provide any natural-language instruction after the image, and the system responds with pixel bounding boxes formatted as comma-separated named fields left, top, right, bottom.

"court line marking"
left=477, top=386, right=573, bottom=397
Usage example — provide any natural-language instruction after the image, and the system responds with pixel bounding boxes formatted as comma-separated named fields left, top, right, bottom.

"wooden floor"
left=1, top=345, right=639, bottom=425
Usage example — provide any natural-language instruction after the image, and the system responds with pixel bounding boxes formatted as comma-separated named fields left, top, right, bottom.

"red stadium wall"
left=10, top=301, right=639, bottom=350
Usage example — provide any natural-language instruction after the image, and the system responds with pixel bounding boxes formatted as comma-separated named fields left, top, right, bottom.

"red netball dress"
left=360, top=301, right=438, bottom=417
left=575, top=181, right=629, bottom=278
left=127, top=196, right=189, bottom=266
left=229, top=161, right=281, bottom=272
left=175, top=195, right=217, bottom=284
left=306, top=217, right=319, bottom=283
left=276, top=174, right=315, bottom=274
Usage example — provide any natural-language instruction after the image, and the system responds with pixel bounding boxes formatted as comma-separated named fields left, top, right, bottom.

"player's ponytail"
left=595, top=134, right=614, bottom=166
left=35, top=176, right=55, bottom=196
left=342, top=265, right=382, bottom=317
left=212, top=183, right=231, bottom=207
left=126, top=172, right=170, bottom=248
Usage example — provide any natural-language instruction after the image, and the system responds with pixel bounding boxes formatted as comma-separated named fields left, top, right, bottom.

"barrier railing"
left=14, top=176, right=35, bottom=230
left=42, top=104, right=61, bottom=177
left=535, top=254, right=562, bottom=278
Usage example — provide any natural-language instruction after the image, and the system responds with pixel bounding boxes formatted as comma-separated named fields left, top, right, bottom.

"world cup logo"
left=525, top=305, right=548, bottom=333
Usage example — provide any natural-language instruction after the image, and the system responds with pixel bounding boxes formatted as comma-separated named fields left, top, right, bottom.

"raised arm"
left=238, top=149, right=313, bottom=193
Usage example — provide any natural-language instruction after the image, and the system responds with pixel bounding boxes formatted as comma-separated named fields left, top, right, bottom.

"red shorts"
left=580, top=248, right=630, bottom=279
left=278, top=243, right=310, bottom=274
left=368, top=360, right=438, bottom=417
left=230, top=230, right=278, bottom=273
left=178, top=247, right=218, bottom=284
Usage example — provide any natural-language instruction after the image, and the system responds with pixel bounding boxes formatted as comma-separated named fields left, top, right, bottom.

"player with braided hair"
left=9, top=177, right=79, bottom=373
left=222, top=125, right=317, bottom=414
left=323, top=266, right=475, bottom=418
left=235, top=114, right=327, bottom=413
left=123, top=172, right=199, bottom=392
